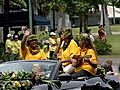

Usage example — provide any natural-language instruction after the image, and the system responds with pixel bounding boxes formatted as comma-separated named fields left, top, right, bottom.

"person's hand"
left=24, top=29, right=31, bottom=36
left=84, top=58, right=89, bottom=61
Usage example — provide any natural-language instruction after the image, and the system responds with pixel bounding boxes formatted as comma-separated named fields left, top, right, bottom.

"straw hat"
left=27, top=34, right=37, bottom=41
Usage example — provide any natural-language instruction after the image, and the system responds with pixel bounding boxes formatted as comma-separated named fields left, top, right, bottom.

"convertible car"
left=0, top=60, right=119, bottom=90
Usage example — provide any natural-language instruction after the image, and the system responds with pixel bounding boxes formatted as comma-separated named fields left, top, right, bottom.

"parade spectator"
left=71, top=34, right=98, bottom=78
left=5, top=34, right=13, bottom=54
left=21, top=28, right=47, bottom=60
left=4, top=34, right=14, bottom=61
left=101, top=60, right=113, bottom=74
left=42, top=40, right=51, bottom=59
left=49, top=32, right=57, bottom=59
left=12, top=35, right=21, bottom=60
left=98, top=25, right=106, bottom=42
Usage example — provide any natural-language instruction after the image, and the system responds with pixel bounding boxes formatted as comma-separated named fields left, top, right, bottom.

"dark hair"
left=99, top=25, right=103, bottom=28
left=81, top=37, right=93, bottom=49
left=85, top=29, right=91, bottom=34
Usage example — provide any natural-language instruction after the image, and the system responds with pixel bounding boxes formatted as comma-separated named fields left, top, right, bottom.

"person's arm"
left=84, top=50, right=98, bottom=68
left=21, top=29, right=30, bottom=50
left=84, top=58, right=97, bottom=68
left=21, top=29, right=30, bottom=59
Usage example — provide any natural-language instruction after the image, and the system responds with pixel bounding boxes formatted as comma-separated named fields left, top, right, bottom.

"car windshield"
left=0, top=60, right=57, bottom=78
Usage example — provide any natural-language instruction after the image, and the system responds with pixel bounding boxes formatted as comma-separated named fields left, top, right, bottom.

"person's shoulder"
left=101, top=63, right=107, bottom=68
left=42, top=45, right=47, bottom=48
left=88, top=49, right=95, bottom=53
left=40, top=49, right=45, bottom=53
left=6, top=39, right=11, bottom=42
left=70, top=39, right=78, bottom=45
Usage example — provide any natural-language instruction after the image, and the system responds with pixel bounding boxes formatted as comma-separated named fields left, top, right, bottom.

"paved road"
left=98, top=57, right=120, bottom=73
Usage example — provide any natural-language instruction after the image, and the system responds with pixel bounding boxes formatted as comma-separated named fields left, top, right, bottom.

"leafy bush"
left=94, top=39, right=112, bottom=55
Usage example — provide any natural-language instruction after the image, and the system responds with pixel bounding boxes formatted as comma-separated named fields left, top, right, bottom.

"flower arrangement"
left=0, top=71, right=61, bottom=90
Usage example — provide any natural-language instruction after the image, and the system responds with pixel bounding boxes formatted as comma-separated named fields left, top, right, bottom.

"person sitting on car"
left=71, top=34, right=98, bottom=78
left=58, top=28, right=78, bottom=72
left=20, top=28, right=47, bottom=60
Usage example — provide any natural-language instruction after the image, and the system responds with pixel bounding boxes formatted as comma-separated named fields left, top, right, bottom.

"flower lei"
left=0, top=71, right=61, bottom=90
left=29, top=46, right=40, bottom=55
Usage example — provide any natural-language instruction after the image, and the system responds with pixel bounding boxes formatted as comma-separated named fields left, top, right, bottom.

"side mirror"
left=57, top=73, right=72, bottom=81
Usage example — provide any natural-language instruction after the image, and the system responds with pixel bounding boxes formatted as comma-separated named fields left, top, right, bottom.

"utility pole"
left=28, top=0, right=35, bottom=34
left=28, top=0, right=33, bottom=30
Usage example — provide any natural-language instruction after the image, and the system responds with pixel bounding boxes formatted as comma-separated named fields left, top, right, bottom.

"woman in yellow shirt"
left=71, top=34, right=98, bottom=78
left=21, top=29, right=47, bottom=60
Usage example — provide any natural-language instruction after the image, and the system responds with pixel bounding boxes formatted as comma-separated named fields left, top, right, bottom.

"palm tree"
left=10, top=0, right=27, bottom=8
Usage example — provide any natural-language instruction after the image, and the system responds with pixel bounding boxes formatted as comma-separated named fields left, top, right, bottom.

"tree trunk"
left=113, top=4, right=115, bottom=24
left=57, top=12, right=63, bottom=30
left=100, top=4, right=105, bottom=26
left=83, top=12, right=88, bottom=33
left=57, top=12, right=71, bottom=29
left=103, top=4, right=112, bottom=35
left=79, top=14, right=82, bottom=34
left=65, top=13, right=71, bottom=28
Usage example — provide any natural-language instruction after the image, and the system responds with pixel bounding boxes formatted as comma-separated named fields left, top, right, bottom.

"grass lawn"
left=107, top=35, right=120, bottom=55
left=72, top=25, right=120, bottom=34
left=98, top=35, right=120, bottom=58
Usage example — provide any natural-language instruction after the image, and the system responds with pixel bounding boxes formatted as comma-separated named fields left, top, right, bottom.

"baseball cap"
left=50, top=32, right=56, bottom=36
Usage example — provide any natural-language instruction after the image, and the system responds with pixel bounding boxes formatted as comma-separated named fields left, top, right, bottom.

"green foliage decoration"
left=94, top=39, right=112, bottom=55
left=0, top=71, right=61, bottom=90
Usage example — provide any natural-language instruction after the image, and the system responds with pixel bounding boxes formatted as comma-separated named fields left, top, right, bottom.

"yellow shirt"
left=74, top=48, right=98, bottom=75
left=61, top=39, right=78, bottom=66
left=5, top=39, right=13, bottom=53
left=49, top=37, right=56, bottom=51
left=42, top=45, right=51, bottom=59
left=21, top=46, right=47, bottom=60
left=12, top=40, right=21, bottom=54
left=56, top=38, right=60, bottom=45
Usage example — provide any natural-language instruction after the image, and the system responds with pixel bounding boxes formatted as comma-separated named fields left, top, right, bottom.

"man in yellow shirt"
left=58, top=28, right=78, bottom=72
left=21, top=28, right=47, bottom=60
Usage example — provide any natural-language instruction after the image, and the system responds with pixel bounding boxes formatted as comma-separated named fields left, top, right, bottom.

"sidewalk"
left=92, top=32, right=120, bottom=36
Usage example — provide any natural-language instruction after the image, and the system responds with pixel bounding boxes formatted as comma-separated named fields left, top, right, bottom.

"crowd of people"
left=4, top=26, right=116, bottom=78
